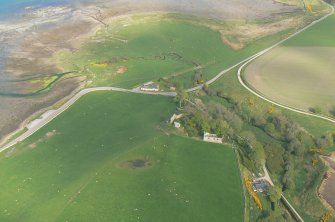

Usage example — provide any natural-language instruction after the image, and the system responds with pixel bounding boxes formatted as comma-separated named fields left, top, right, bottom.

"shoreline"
left=0, top=78, right=86, bottom=148
left=0, top=0, right=310, bottom=144
left=0, top=85, right=176, bottom=152
left=0, top=3, right=102, bottom=142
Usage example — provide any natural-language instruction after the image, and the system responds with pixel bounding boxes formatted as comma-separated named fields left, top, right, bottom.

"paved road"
left=2, top=3, right=333, bottom=153
left=186, top=53, right=265, bottom=92
left=236, top=3, right=335, bottom=222
left=0, top=87, right=175, bottom=152
left=261, top=165, right=305, bottom=222
left=188, top=2, right=335, bottom=97
left=1, top=4, right=334, bottom=221
left=237, top=3, right=335, bottom=125
left=261, top=166, right=305, bottom=222
left=258, top=165, right=274, bottom=186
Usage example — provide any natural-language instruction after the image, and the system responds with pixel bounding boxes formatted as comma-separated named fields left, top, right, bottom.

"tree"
left=284, top=123, right=301, bottom=142
left=211, top=120, right=226, bottom=137
left=324, top=133, right=334, bottom=147
left=217, top=89, right=227, bottom=98
left=287, top=138, right=304, bottom=156
left=299, top=132, right=315, bottom=149
left=264, top=143, right=285, bottom=174
left=200, top=119, right=211, bottom=133
left=282, top=155, right=295, bottom=190
left=194, top=72, right=203, bottom=84
left=315, top=137, right=328, bottom=149
left=265, top=123, right=276, bottom=137
left=174, top=85, right=189, bottom=108
left=329, top=106, right=335, bottom=117
left=240, top=131, right=256, bottom=144
left=268, top=186, right=282, bottom=210
left=224, top=111, right=243, bottom=132
left=314, top=106, right=323, bottom=114
left=253, top=141, right=266, bottom=165
left=272, top=114, right=288, bottom=133
left=282, top=169, right=294, bottom=190
left=252, top=113, right=267, bottom=127
left=309, top=106, right=323, bottom=114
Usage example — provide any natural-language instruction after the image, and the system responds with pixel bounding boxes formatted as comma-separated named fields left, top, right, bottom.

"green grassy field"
left=283, top=14, right=335, bottom=47
left=56, top=14, right=296, bottom=89
left=244, top=14, right=335, bottom=116
left=0, top=92, right=244, bottom=222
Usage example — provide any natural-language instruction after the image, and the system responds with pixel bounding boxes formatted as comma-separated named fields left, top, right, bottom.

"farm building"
left=140, top=83, right=159, bottom=92
left=174, top=122, right=181, bottom=128
left=203, top=132, right=223, bottom=144
left=170, top=113, right=183, bottom=124
left=169, top=86, right=176, bottom=91
left=252, top=179, right=269, bottom=193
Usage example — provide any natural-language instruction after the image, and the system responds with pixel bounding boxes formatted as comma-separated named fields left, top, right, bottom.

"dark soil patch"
left=320, top=156, right=335, bottom=210
left=120, top=159, right=153, bottom=170
left=321, top=172, right=335, bottom=210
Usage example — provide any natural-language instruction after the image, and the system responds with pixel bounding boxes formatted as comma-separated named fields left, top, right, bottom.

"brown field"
left=319, top=155, right=335, bottom=211
left=219, top=15, right=304, bottom=50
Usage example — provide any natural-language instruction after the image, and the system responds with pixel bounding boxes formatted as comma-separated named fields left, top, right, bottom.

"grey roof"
left=252, top=180, right=269, bottom=192
left=141, top=84, right=159, bottom=89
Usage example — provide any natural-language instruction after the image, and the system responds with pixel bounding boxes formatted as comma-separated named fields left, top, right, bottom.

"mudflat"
left=0, top=0, right=298, bottom=142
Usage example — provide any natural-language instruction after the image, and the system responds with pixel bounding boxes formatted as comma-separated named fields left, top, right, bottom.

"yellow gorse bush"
left=244, top=176, right=263, bottom=210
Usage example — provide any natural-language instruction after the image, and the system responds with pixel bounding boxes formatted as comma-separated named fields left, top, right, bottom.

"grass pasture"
left=0, top=92, right=244, bottom=222
left=244, top=14, right=335, bottom=116
left=56, top=14, right=297, bottom=89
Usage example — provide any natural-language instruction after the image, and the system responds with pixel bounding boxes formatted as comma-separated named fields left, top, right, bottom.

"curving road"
left=1, top=3, right=334, bottom=221
left=236, top=3, right=334, bottom=222
left=237, top=3, right=335, bottom=125
left=0, top=87, right=176, bottom=153
left=2, top=3, right=333, bottom=153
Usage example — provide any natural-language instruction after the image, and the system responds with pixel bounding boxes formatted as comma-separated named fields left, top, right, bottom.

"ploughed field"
left=0, top=92, right=243, bottom=222
left=244, top=14, right=335, bottom=117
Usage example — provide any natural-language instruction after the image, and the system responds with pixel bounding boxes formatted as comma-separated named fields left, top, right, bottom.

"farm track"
left=1, top=2, right=335, bottom=221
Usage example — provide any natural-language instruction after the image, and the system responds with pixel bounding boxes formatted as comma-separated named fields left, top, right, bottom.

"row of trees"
left=174, top=83, right=335, bottom=221
left=202, top=86, right=335, bottom=221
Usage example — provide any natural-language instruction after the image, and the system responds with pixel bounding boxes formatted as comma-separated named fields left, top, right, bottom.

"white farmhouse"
left=203, top=132, right=223, bottom=144
left=140, top=83, right=159, bottom=92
